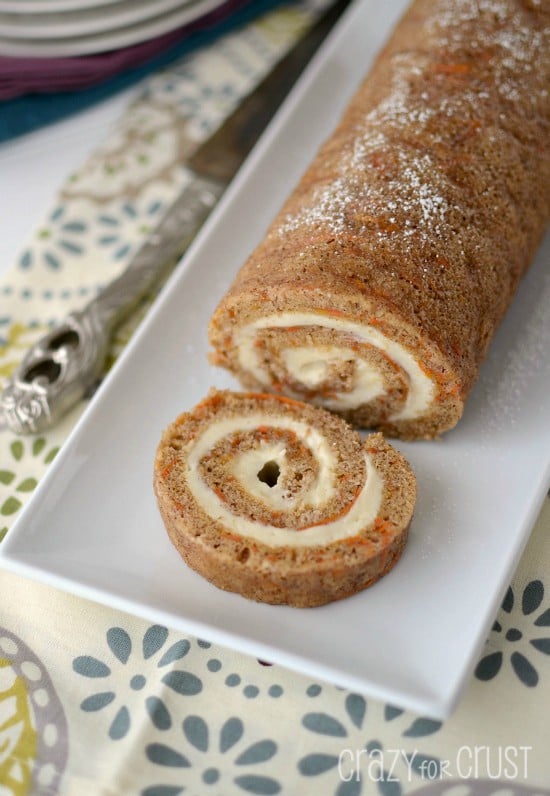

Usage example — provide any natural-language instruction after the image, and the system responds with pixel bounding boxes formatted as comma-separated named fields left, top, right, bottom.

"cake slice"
left=154, top=389, right=416, bottom=607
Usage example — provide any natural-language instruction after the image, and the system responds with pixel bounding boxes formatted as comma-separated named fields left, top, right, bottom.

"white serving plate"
left=0, top=0, right=200, bottom=39
left=0, top=0, right=122, bottom=14
left=0, top=0, right=227, bottom=57
left=1, top=0, right=549, bottom=719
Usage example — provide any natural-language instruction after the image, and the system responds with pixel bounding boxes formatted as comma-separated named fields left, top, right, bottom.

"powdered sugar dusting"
left=278, top=48, right=454, bottom=241
left=478, top=266, right=550, bottom=435
left=430, top=0, right=548, bottom=102
left=277, top=0, right=548, bottom=250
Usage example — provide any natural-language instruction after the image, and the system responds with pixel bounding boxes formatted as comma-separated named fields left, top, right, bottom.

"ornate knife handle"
left=1, top=175, right=224, bottom=435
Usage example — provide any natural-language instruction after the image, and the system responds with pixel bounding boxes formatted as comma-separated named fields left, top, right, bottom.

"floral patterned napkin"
left=1, top=1, right=550, bottom=793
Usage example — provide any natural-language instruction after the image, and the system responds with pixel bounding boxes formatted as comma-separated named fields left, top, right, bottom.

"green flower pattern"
left=0, top=437, right=59, bottom=541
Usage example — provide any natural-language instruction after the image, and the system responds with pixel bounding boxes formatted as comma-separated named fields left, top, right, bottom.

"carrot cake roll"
left=209, top=0, right=550, bottom=439
left=154, top=390, right=416, bottom=607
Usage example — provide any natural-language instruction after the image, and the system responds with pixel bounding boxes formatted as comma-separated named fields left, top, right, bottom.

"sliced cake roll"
left=154, top=390, right=416, bottom=607
left=209, top=0, right=550, bottom=439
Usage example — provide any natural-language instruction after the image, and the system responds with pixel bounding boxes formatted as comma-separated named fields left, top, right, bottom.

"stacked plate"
left=0, top=0, right=231, bottom=57
left=0, top=0, right=248, bottom=104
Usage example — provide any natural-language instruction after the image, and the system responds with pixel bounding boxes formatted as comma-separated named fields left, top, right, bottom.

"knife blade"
left=0, top=0, right=351, bottom=435
left=187, top=0, right=352, bottom=183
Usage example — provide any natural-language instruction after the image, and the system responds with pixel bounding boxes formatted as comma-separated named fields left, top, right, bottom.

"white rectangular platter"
left=1, top=0, right=549, bottom=718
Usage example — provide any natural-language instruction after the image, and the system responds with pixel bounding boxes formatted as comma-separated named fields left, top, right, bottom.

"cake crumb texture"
left=154, top=390, right=416, bottom=607
left=209, top=0, right=550, bottom=439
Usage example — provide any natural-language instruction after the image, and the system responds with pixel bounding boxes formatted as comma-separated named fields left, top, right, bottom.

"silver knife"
left=1, top=0, right=351, bottom=435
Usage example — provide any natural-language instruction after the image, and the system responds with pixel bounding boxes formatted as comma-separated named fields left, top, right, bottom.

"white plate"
left=0, top=0, right=122, bottom=14
left=1, top=0, right=549, bottom=719
left=0, top=0, right=199, bottom=39
left=0, top=0, right=227, bottom=57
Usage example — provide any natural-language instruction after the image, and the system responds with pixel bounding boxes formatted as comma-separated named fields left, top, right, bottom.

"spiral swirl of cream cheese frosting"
left=154, top=390, right=417, bottom=606
left=234, top=312, right=435, bottom=422
left=186, top=412, right=383, bottom=547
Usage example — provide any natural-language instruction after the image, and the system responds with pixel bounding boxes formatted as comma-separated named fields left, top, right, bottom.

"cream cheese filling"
left=235, top=312, right=435, bottom=421
left=282, top=345, right=385, bottom=410
left=232, top=442, right=291, bottom=511
left=186, top=413, right=383, bottom=547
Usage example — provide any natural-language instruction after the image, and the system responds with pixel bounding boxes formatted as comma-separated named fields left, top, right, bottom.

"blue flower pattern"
left=143, top=715, right=280, bottom=795
left=97, top=199, right=165, bottom=260
left=475, top=580, right=550, bottom=686
left=18, top=205, right=88, bottom=272
left=297, top=693, right=442, bottom=796
left=73, top=625, right=202, bottom=740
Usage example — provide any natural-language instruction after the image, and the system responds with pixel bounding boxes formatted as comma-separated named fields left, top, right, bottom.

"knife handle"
left=1, top=174, right=223, bottom=435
